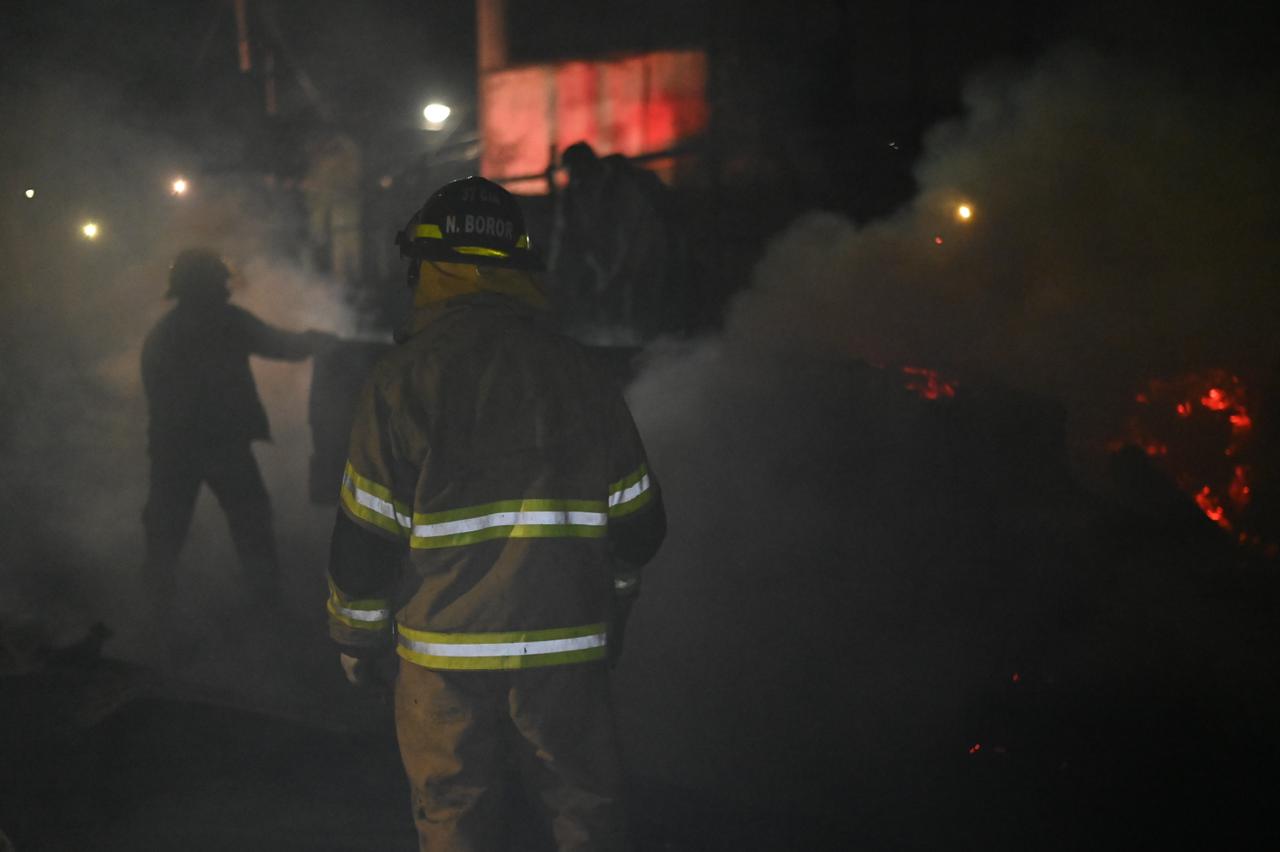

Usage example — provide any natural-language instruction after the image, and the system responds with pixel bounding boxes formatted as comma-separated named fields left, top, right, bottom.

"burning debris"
left=1113, top=369, right=1275, bottom=551
left=901, top=365, right=958, bottom=401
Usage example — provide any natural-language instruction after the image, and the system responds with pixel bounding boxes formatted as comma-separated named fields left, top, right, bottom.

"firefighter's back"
left=379, top=293, right=621, bottom=639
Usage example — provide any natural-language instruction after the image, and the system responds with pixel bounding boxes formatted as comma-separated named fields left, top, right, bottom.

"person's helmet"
left=395, top=176, right=542, bottom=272
left=561, top=140, right=598, bottom=171
left=167, top=248, right=232, bottom=301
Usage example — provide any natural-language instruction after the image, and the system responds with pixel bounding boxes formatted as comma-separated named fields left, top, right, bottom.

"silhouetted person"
left=141, top=248, right=333, bottom=623
left=549, top=141, right=684, bottom=344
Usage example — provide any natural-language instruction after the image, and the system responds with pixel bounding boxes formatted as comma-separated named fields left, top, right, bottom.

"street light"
left=171, top=177, right=189, bottom=196
left=81, top=221, right=100, bottom=239
left=956, top=203, right=974, bottom=222
left=423, top=102, right=451, bottom=131
left=24, top=188, right=35, bottom=199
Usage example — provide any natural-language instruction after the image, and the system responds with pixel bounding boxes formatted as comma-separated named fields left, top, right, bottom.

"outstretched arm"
left=242, top=308, right=338, bottom=361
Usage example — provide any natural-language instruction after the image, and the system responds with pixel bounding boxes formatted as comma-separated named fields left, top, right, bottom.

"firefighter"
left=326, top=176, right=666, bottom=852
left=549, top=141, right=684, bottom=344
left=141, top=248, right=334, bottom=623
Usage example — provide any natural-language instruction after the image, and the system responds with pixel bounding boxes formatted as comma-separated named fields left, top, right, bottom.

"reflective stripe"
left=397, top=623, right=607, bottom=670
left=608, top=464, right=653, bottom=518
left=416, top=509, right=606, bottom=537
left=326, top=579, right=392, bottom=632
left=341, top=462, right=411, bottom=538
left=410, top=499, right=608, bottom=549
left=454, top=246, right=510, bottom=258
left=330, top=601, right=391, bottom=623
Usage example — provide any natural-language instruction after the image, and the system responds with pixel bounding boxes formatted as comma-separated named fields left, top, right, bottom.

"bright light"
left=81, top=221, right=99, bottom=239
left=24, top=188, right=35, bottom=199
left=423, top=102, right=451, bottom=129
left=957, top=204, right=973, bottom=221
left=171, top=177, right=189, bottom=196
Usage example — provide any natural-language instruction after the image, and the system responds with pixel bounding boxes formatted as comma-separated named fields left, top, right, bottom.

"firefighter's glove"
left=339, top=652, right=370, bottom=686
left=340, top=649, right=397, bottom=689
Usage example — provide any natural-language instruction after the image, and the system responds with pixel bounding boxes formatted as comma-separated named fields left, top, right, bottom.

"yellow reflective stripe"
left=410, top=499, right=608, bottom=549
left=414, top=223, right=443, bottom=239
left=341, top=462, right=412, bottom=538
left=608, top=463, right=653, bottom=518
left=396, top=623, right=607, bottom=670
left=454, top=246, right=509, bottom=258
left=326, top=579, right=392, bottom=632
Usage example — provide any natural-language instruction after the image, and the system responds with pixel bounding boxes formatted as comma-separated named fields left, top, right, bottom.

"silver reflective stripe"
left=347, top=475, right=412, bottom=530
left=399, top=632, right=606, bottom=658
left=413, top=509, right=607, bottom=538
left=332, top=604, right=391, bottom=623
left=609, top=473, right=650, bottom=508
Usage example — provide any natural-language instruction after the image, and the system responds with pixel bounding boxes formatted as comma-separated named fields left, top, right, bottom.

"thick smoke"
left=614, top=45, right=1280, bottom=819
left=729, top=45, right=1280, bottom=470
left=0, top=72, right=363, bottom=711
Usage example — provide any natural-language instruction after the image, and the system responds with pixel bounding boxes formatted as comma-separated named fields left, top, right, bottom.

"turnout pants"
left=141, top=440, right=280, bottom=608
left=395, top=660, right=629, bottom=852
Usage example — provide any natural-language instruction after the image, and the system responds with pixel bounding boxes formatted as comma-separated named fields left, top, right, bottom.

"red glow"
left=1195, top=486, right=1230, bottom=529
left=902, top=365, right=957, bottom=400
left=1011, top=672, right=1021, bottom=683
left=934, top=236, right=944, bottom=245
left=1228, top=465, right=1251, bottom=509
left=969, top=744, right=981, bottom=755
left=481, top=50, right=708, bottom=192
left=1201, top=388, right=1230, bottom=410
left=1120, top=369, right=1257, bottom=536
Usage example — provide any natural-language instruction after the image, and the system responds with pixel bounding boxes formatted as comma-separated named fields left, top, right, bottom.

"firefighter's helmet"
left=395, top=176, right=542, bottom=272
left=167, top=248, right=232, bottom=301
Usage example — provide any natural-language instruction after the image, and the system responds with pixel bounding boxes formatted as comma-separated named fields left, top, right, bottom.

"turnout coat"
left=326, top=291, right=664, bottom=670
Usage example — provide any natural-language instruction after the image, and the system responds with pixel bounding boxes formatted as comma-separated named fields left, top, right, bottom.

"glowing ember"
left=1201, top=388, right=1229, bottom=411
left=902, top=365, right=957, bottom=400
left=1118, top=369, right=1256, bottom=534
left=1228, top=465, right=1250, bottom=507
left=1195, top=486, right=1229, bottom=529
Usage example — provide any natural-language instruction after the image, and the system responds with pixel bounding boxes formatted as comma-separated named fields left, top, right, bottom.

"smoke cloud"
left=730, top=45, right=1280, bottom=467
left=614, top=44, right=1280, bottom=819
left=0, top=71, right=364, bottom=713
